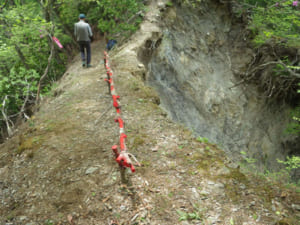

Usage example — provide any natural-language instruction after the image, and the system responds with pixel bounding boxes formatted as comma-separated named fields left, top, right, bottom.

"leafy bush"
left=235, top=0, right=300, bottom=48
left=55, top=0, right=145, bottom=40
left=0, top=2, right=66, bottom=137
left=95, top=0, right=145, bottom=39
left=277, top=156, right=300, bottom=173
left=0, top=0, right=146, bottom=139
left=240, top=151, right=299, bottom=184
left=0, top=67, right=39, bottom=113
left=55, top=0, right=94, bottom=31
left=286, top=106, right=300, bottom=134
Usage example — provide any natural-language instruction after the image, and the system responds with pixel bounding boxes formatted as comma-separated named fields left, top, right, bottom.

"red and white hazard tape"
left=104, top=51, right=140, bottom=172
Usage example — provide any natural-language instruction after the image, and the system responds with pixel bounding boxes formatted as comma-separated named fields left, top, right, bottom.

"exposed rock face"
left=142, top=2, right=300, bottom=171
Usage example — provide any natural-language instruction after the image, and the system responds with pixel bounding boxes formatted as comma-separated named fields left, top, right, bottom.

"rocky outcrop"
left=140, top=2, right=299, bottom=171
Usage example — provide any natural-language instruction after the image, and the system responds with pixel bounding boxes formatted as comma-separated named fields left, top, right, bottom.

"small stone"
left=200, top=190, right=210, bottom=195
left=138, top=63, right=144, bottom=68
left=272, top=205, right=276, bottom=212
left=214, top=183, right=224, bottom=189
left=240, top=184, right=246, bottom=190
left=250, top=201, right=255, bottom=206
left=207, top=214, right=221, bottom=224
left=157, top=2, right=165, bottom=9
left=208, top=181, right=215, bottom=185
left=191, top=187, right=200, bottom=198
left=85, top=167, right=98, bottom=175
left=151, top=146, right=158, bottom=152
left=105, top=203, right=113, bottom=211
left=292, top=204, right=300, bottom=211
left=19, top=216, right=27, bottom=221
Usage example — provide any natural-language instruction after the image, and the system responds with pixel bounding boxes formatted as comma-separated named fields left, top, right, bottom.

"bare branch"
left=248, top=60, right=300, bottom=79
left=230, top=58, right=300, bottom=90
left=18, top=81, right=31, bottom=121
left=1, top=96, right=14, bottom=137
left=36, top=31, right=55, bottom=104
left=267, top=0, right=290, bottom=9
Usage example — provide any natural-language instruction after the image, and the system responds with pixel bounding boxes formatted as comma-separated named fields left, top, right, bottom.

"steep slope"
left=0, top=1, right=299, bottom=225
left=139, top=1, right=300, bottom=172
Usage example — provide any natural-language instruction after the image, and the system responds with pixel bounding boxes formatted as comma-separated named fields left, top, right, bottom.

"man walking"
left=74, top=14, right=93, bottom=67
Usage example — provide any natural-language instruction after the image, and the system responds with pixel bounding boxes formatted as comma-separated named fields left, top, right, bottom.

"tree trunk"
left=14, top=44, right=29, bottom=70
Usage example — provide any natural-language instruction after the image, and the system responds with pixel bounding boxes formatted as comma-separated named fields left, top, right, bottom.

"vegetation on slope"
left=0, top=0, right=145, bottom=140
left=232, top=0, right=300, bottom=132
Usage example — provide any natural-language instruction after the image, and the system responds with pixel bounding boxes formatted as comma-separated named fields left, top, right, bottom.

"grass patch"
left=17, top=135, right=43, bottom=155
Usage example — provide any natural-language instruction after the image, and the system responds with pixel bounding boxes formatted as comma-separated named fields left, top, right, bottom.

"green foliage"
left=44, top=219, right=54, bottom=225
left=240, top=151, right=299, bottom=185
left=0, top=0, right=145, bottom=137
left=235, top=0, right=300, bottom=48
left=0, top=2, right=52, bottom=68
left=0, top=67, right=39, bottom=113
left=286, top=106, right=300, bottom=135
left=0, top=3, right=51, bottom=116
left=262, top=156, right=300, bottom=185
left=286, top=83, right=300, bottom=135
left=55, top=0, right=95, bottom=30
left=177, top=204, right=204, bottom=221
left=56, top=0, right=145, bottom=39
left=166, top=1, right=173, bottom=7
left=0, top=1, right=67, bottom=135
left=196, top=136, right=209, bottom=143
left=240, top=151, right=257, bottom=164
left=94, top=0, right=145, bottom=39
left=277, top=156, right=300, bottom=172
left=177, top=209, right=203, bottom=221
left=230, top=217, right=235, bottom=225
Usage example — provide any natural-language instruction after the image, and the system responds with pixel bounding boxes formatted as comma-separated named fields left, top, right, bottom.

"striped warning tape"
left=103, top=51, right=140, bottom=172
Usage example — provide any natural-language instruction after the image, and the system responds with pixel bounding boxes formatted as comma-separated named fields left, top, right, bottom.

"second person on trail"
left=74, top=13, right=93, bottom=68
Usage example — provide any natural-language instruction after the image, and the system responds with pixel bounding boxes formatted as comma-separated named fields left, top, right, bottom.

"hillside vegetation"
left=0, top=0, right=145, bottom=141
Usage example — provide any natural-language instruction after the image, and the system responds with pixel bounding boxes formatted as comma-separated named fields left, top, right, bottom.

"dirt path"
left=0, top=1, right=299, bottom=225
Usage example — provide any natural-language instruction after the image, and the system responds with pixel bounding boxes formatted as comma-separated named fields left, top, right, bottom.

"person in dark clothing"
left=74, top=13, right=93, bottom=67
